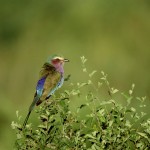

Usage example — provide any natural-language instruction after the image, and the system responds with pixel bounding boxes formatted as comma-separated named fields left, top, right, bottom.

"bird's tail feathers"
left=23, top=95, right=40, bottom=129
left=23, top=111, right=31, bottom=129
left=29, top=95, right=40, bottom=112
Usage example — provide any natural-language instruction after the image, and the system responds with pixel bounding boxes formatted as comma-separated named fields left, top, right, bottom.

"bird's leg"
left=36, top=100, right=42, bottom=106
left=45, top=95, right=51, bottom=100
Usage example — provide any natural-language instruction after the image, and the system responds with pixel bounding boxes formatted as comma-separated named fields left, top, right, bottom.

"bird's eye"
left=55, top=58, right=60, bottom=61
left=53, top=58, right=60, bottom=62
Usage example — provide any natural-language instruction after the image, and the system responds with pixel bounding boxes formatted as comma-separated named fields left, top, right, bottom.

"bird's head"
left=49, top=55, right=69, bottom=72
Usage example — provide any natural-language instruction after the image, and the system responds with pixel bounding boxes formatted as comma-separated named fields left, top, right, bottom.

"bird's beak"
left=64, top=58, right=69, bottom=62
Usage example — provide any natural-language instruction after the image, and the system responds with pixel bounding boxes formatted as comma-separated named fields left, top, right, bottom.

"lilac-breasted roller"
left=23, top=55, right=69, bottom=128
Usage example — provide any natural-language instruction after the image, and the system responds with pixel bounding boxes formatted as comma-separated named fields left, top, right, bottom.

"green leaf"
left=85, top=134, right=96, bottom=139
left=38, top=124, right=47, bottom=129
left=125, top=120, right=131, bottom=128
left=137, top=132, right=149, bottom=139
left=89, top=70, right=97, bottom=78
left=130, top=107, right=136, bottom=112
left=111, top=88, right=119, bottom=94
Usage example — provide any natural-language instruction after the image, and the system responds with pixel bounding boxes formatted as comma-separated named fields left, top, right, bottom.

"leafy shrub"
left=12, top=56, right=150, bottom=150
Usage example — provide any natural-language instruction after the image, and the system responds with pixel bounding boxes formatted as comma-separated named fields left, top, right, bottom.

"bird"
left=23, top=55, right=69, bottom=128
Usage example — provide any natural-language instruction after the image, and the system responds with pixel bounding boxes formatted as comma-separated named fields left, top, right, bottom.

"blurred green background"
left=0, top=0, right=150, bottom=149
